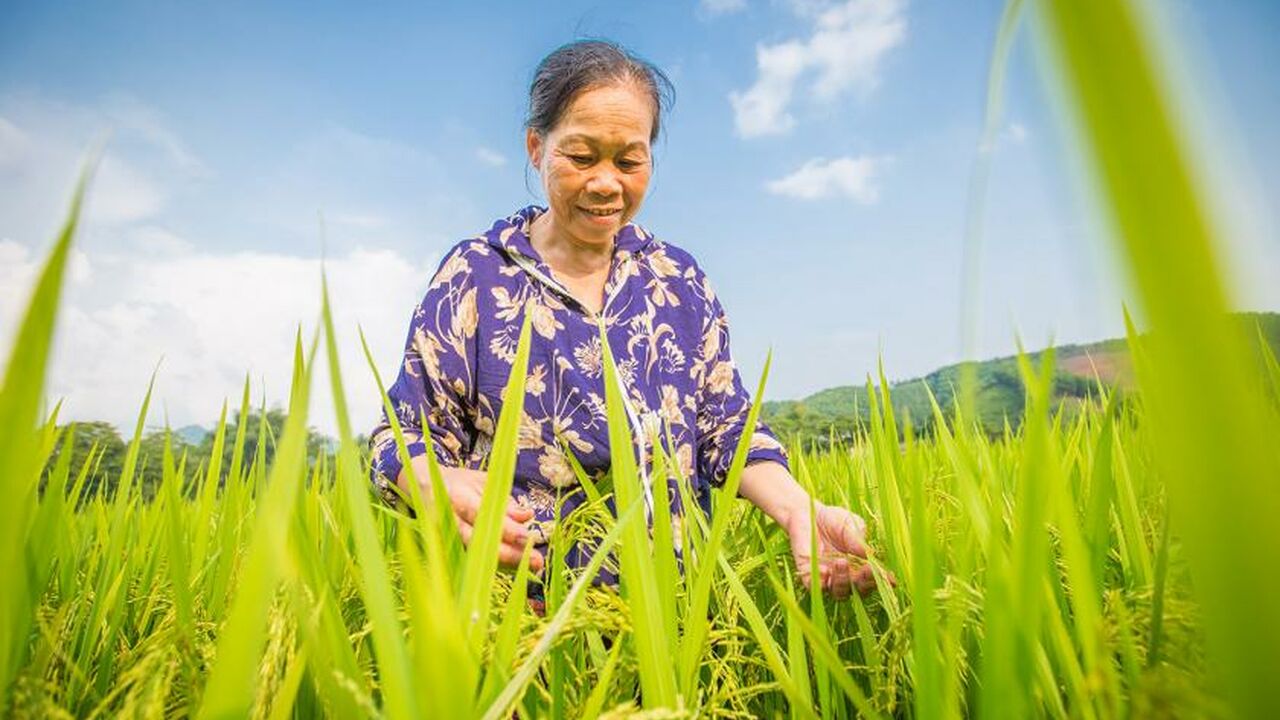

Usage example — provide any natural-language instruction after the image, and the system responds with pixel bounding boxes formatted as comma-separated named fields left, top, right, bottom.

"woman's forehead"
left=557, top=131, right=648, bottom=151
left=554, top=86, right=653, bottom=146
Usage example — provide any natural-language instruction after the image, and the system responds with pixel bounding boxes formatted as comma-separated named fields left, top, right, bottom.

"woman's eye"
left=568, top=155, right=593, bottom=164
left=617, top=159, right=641, bottom=169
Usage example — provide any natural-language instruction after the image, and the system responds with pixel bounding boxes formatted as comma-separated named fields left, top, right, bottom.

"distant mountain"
left=174, top=424, right=209, bottom=446
left=763, top=312, right=1280, bottom=446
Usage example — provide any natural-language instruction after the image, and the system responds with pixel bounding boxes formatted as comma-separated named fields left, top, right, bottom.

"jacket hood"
left=484, top=204, right=656, bottom=261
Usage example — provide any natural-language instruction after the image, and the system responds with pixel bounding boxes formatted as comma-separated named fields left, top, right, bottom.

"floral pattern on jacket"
left=368, top=204, right=788, bottom=552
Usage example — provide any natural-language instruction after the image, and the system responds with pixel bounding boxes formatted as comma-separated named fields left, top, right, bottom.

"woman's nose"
left=584, top=168, right=622, bottom=197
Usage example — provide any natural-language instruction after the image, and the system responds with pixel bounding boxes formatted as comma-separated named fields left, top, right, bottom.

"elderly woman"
left=369, top=39, right=879, bottom=600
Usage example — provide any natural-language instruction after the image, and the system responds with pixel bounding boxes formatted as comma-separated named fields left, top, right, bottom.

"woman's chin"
left=575, top=215, right=622, bottom=239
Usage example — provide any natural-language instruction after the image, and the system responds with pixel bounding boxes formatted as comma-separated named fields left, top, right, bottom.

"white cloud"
left=730, top=0, right=907, bottom=137
left=765, top=155, right=885, bottom=202
left=1008, top=122, right=1028, bottom=144
left=730, top=42, right=809, bottom=137
left=90, top=153, right=165, bottom=225
left=476, top=146, right=507, bottom=167
left=0, top=236, right=438, bottom=438
left=0, top=94, right=460, bottom=438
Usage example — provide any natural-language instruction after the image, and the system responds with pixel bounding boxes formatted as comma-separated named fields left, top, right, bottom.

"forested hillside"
left=763, top=312, right=1280, bottom=446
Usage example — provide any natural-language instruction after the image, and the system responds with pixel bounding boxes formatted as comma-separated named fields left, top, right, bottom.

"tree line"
left=44, top=409, right=361, bottom=501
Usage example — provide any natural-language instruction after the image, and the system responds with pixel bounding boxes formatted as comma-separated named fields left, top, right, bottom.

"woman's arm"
left=368, top=242, right=540, bottom=570
left=684, top=261, right=884, bottom=597
left=737, top=459, right=809, bottom=527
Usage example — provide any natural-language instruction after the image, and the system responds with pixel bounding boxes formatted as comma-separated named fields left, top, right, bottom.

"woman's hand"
left=401, top=456, right=545, bottom=572
left=738, top=461, right=891, bottom=600
left=784, top=502, right=884, bottom=600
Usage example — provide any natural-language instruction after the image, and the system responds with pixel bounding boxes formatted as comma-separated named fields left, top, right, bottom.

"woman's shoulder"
left=435, top=206, right=545, bottom=275
left=429, top=217, right=524, bottom=284
left=635, top=233, right=720, bottom=308
left=426, top=237, right=495, bottom=288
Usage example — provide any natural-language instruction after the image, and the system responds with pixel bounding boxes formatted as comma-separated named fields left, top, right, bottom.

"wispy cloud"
left=700, top=0, right=748, bottom=17
left=0, top=94, right=452, bottom=435
left=977, top=120, right=1032, bottom=153
left=476, top=146, right=507, bottom=167
left=765, top=155, right=885, bottom=203
left=0, top=93, right=206, bottom=239
left=730, top=0, right=907, bottom=138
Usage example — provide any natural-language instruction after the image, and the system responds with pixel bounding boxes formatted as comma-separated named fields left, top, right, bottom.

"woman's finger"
left=501, top=514, right=534, bottom=546
left=460, top=516, right=545, bottom=572
left=449, top=484, right=482, bottom=526
left=828, top=557, right=852, bottom=600
left=498, top=542, right=545, bottom=572
left=795, top=564, right=813, bottom=590
left=854, top=564, right=877, bottom=596
left=506, top=498, right=533, bottom=521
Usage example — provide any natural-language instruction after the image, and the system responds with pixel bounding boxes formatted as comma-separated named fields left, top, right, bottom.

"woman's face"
left=526, top=82, right=654, bottom=248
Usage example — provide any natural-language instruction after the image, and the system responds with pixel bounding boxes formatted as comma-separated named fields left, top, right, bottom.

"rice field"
left=3, top=1, right=1279, bottom=718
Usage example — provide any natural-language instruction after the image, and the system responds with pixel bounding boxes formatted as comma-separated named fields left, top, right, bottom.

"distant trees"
left=193, top=407, right=331, bottom=479
left=43, top=421, right=126, bottom=499
left=44, top=408, right=336, bottom=502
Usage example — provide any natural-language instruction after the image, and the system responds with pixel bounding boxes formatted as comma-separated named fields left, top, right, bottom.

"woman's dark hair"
left=526, top=39, right=675, bottom=144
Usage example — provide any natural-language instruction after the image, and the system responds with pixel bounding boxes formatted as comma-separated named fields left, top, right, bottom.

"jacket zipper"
left=509, top=250, right=656, bottom=519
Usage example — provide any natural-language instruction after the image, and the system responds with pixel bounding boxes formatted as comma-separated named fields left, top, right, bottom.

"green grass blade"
left=197, top=330, right=315, bottom=720
left=766, top=571, right=882, bottom=719
left=460, top=312, right=532, bottom=657
left=357, top=325, right=464, bottom=563
left=907, top=430, right=943, bottom=720
left=713, top=553, right=815, bottom=720
left=319, top=270, right=416, bottom=719
left=481, top=496, right=645, bottom=720
left=678, top=351, right=772, bottom=699
left=477, top=543, right=534, bottom=709
left=399, top=513, right=475, bottom=718
left=1035, top=1, right=1280, bottom=714
left=599, top=320, right=677, bottom=709
left=647, top=440, right=679, bottom=644
left=0, top=166, right=90, bottom=707
left=161, top=429, right=194, bottom=634
left=579, top=630, right=626, bottom=720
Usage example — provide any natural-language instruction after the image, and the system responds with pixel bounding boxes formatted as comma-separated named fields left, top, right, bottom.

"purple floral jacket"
left=368, top=204, right=788, bottom=556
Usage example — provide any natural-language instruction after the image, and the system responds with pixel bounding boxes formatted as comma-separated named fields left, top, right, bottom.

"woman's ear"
left=525, top=127, right=543, bottom=172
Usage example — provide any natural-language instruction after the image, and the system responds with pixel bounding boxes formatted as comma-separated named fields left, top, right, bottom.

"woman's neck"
left=529, top=208, right=613, bottom=279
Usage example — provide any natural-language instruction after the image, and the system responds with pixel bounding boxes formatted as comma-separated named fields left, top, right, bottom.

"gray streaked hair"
left=525, top=39, right=675, bottom=144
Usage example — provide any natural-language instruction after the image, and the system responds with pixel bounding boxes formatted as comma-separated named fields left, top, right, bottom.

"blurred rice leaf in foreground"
left=1033, top=0, right=1280, bottom=716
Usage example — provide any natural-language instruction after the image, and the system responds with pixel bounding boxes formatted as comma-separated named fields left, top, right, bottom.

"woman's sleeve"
left=368, top=245, right=480, bottom=503
left=691, top=268, right=789, bottom=487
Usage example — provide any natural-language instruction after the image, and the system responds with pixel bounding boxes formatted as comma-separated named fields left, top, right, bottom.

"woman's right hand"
left=400, top=455, right=545, bottom=572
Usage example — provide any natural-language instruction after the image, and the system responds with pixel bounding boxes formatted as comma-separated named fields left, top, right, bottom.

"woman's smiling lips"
left=580, top=206, right=621, bottom=224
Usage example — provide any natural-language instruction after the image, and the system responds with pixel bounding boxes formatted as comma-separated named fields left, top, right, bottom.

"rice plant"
left=3, top=1, right=1276, bottom=717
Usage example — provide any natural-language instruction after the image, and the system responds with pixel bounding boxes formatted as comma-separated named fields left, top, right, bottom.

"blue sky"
left=2, top=0, right=1278, bottom=435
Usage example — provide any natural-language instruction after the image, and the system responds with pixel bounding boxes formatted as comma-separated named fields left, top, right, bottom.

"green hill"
left=763, top=311, right=1280, bottom=446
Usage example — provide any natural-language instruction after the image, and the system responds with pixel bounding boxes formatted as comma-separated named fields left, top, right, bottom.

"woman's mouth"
left=580, top=206, right=621, bottom=224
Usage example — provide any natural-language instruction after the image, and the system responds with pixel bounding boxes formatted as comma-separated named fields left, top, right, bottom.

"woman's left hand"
left=784, top=502, right=886, bottom=600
